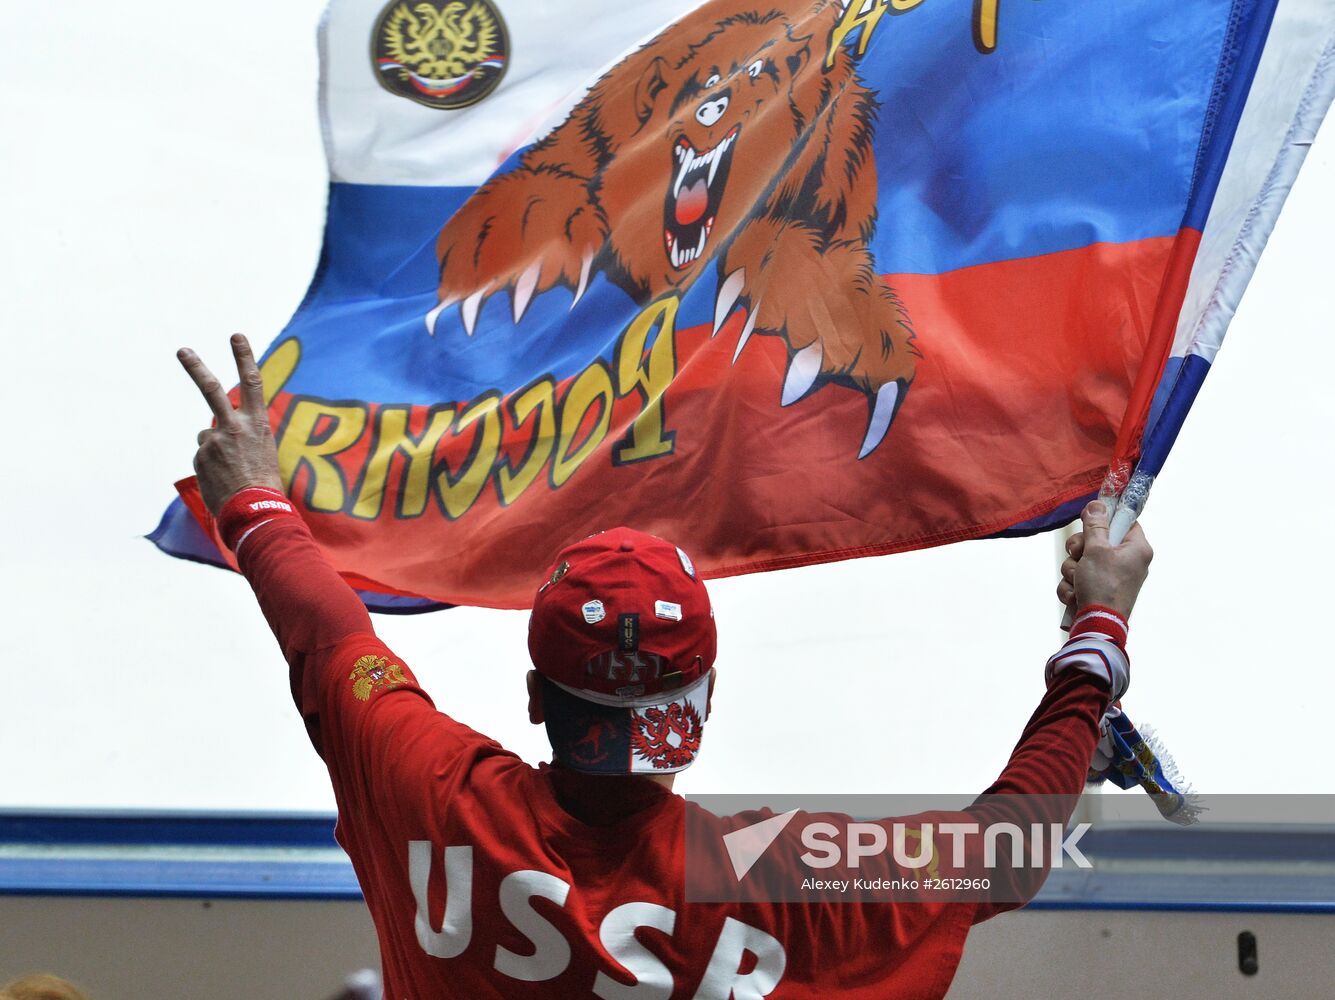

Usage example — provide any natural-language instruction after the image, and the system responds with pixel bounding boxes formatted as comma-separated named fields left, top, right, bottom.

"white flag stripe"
left=319, top=0, right=705, bottom=187
left=1171, top=0, right=1335, bottom=363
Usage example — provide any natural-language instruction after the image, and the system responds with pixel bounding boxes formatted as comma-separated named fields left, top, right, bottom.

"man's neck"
left=545, top=764, right=678, bottom=826
left=644, top=772, right=676, bottom=792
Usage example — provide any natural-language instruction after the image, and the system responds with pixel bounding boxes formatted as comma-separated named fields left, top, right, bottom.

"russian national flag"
left=152, top=0, right=1335, bottom=610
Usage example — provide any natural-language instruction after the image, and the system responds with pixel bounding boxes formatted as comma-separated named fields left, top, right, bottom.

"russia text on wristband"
left=217, top=487, right=299, bottom=554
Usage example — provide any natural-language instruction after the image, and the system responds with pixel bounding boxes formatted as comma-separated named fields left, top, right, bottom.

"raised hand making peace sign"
left=178, top=334, right=284, bottom=515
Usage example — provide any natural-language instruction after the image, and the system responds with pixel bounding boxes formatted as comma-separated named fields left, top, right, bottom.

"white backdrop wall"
left=2, top=1, right=1332, bottom=813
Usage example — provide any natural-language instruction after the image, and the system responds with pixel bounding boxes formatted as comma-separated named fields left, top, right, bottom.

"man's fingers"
left=1056, top=580, right=1076, bottom=607
left=1061, top=557, right=1077, bottom=584
left=230, top=334, right=266, bottom=417
left=1065, top=532, right=1085, bottom=558
left=178, top=348, right=240, bottom=427
left=1080, top=500, right=1110, bottom=545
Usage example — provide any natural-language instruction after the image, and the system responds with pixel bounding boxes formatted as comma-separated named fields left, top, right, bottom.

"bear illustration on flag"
left=429, top=2, right=918, bottom=459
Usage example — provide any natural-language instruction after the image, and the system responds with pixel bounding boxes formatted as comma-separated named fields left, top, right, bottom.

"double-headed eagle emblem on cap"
left=372, top=1, right=510, bottom=110
left=631, top=702, right=703, bottom=770
left=350, top=654, right=408, bottom=702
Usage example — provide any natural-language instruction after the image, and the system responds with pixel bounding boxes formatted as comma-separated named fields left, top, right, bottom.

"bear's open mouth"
left=664, top=126, right=739, bottom=270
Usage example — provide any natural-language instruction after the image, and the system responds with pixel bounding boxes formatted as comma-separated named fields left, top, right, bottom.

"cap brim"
left=543, top=674, right=710, bottom=775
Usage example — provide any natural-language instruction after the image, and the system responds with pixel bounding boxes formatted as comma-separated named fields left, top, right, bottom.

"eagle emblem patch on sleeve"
left=372, top=0, right=510, bottom=110
left=350, top=654, right=408, bottom=702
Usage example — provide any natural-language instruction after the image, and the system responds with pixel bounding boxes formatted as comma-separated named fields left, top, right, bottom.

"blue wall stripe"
left=6, top=813, right=1334, bottom=911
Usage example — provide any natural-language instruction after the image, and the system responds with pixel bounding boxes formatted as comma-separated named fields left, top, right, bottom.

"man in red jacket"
left=179, top=335, right=1152, bottom=999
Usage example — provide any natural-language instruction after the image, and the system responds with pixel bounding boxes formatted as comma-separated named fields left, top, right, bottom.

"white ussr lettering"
left=493, top=869, right=572, bottom=981
left=408, top=844, right=787, bottom=996
left=593, top=901, right=676, bottom=1000
left=691, top=917, right=786, bottom=999
left=409, top=842, right=473, bottom=959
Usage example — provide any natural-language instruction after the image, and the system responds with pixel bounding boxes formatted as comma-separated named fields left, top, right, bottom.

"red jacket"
left=238, top=515, right=1112, bottom=999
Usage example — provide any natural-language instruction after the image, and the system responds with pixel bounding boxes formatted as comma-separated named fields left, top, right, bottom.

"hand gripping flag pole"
left=1060, top=463, right=1200, bottom=826
left=1056, top=459, right=1141, bottom=634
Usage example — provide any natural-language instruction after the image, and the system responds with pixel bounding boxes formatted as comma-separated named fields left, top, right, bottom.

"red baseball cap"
left=528, top=527, right=717, bottom=774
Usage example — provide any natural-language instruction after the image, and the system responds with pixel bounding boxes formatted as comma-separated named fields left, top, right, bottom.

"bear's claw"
left=858, top=379, right=906, bottom=460
left=781, top=343, right=823, bottom=406
left=713, top=269, right=745, bottom=336
left=732, top=300, right=760, bottom=364
left=461, top=289, right=487, bottom=337
left=571, top=251, right=595, bottom=311
left=513, top=264, right=542, bottom=325
left=425, top=295, right=458, bottom=336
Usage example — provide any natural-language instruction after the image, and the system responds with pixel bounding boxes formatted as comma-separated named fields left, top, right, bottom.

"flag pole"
left=1104, top=468, right=1154, bottom=548
left=1058, top=463, right=1153, bottom=630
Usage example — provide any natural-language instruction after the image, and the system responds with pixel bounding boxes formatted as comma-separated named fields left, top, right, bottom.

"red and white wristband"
left=216, top=486, right=300, bottom=554
left=1068, top=605, right=1129, bottom=647
left=1045, top=605, right=1130, bottom=702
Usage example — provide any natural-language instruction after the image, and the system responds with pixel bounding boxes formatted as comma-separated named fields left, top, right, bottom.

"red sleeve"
left=961, top=631, right=1116, bottom=923
left=976, top=671, right=1108, bottom=800
left=233, top=514, right=502, bottom=799
left=235, top=513, right=386, bottom=754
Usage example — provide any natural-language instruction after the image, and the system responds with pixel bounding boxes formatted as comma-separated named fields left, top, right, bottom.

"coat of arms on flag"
left=372, top=0, right=510, bottom=109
